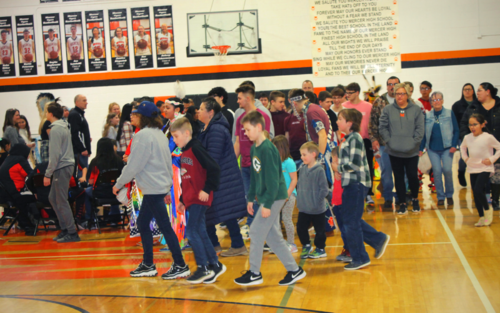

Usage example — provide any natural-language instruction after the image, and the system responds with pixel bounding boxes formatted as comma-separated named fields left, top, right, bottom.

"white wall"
left=1, top=0, right=499, bottom=156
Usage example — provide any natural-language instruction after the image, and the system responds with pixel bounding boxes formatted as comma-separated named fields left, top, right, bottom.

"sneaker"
left=366, top=195, right=375, bottom=206
left=279, top=267, right=306, bottom=286
left=397, top=203, right=408, bottom=215
left=77, top=220, right=88, bottom=230
left=412, top=199, right=421, bottom=213
left=204, top=262, right=227, bottom=284
left=289, top=243, right=298, bottom=253
left=447, top=198, right=454, bottom=205
left=300, top=244, right=312, bottom=259
left=458, top=171, right=467, bottom=187
left=53, top=229, right=68, bottom=241
left=383, top=200, right=393, bottom=209
left=437, top=200, right=445, bottom=206
left=234, top=270, right=263, bottom=286
left=263, top=243, right=270, bottom=251
left=219, top=222, right=227, bottom=229
left=240, top=225, right=250, bottom=240
left=187, top=266, right=214, bottom=284
left=344, top=261, right=371, bottom=270
left=475, top=217, right=485, bottom=227
left=161, top=263, right=190, bottom=280
left=237, top=217, right=245, bottom=224
left=484, top=209, right=493, bottom=226
left=336, top=249, right=350, bottom=261
left=375, top=234, right=390, bottom=259
left=214, top=245, right=222, bottom=255
left=308, top=248, right=326, bottom=259
left=220, top=245, right=248, bottom=257
left=56, top=232, right=81, bottom=243
left=130, top=262, right=158, bottom=277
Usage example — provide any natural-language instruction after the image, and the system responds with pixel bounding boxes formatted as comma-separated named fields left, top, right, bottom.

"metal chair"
left=0, top=181, right=19, bottom=236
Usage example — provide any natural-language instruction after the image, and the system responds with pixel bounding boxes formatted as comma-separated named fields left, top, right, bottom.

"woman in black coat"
left=198, top=97, right=248, bottom=257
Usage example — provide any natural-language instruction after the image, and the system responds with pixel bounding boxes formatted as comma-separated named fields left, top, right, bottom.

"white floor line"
left=435, top=210, right=495, bottom=313
left=325, top=242, right=452, bottom=248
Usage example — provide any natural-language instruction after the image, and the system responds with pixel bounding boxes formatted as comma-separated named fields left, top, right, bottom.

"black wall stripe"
left=1, top=55, right=499, bottom=93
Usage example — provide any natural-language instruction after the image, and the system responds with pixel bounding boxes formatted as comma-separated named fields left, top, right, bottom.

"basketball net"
left=211, top=45, right=230, bottom=63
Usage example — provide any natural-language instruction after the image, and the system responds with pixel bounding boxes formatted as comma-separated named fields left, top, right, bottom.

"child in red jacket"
left=171, top=117, right=224, bottom=284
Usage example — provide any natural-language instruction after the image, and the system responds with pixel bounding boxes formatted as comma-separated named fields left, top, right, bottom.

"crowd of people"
left=1, top=77, right=499, bottom=286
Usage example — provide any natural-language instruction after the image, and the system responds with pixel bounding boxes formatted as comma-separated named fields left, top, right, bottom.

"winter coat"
left=198, top=112, right=247, bottom=226
left=0, top=144, right=32, bottom=198
left=460, top=97, right=500, bottom=141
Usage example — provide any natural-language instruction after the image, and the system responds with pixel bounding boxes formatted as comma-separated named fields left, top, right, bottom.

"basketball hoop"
left=211, top=45, right=231, bottom=63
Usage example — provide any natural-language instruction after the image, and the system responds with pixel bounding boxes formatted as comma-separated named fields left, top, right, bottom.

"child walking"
left=296, top=142, right=329, bottom=259
left=332, top=109, right=390, bottom=270
left=234, top=111, right=306, bottom=286
left=272, top=135, right=298, bottom=252
left=460, top=113, right=500, bottom=226
left=171, top=117, right=225, bottom=284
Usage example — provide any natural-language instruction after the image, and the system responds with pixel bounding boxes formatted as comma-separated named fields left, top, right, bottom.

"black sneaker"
left=412, top=199, right=420, bottom=213
left=161, top=263, right=191, bottom=280
left=56, top=232, right=81, bottom=243
left=278, top=267, right=306, bottom=286
left=204, top=262, right=227, bottom=284
left=130, top=262, right=158, bottom=277
left=374, top=234, right=390, bottom=259
left=53, top=229, right=68, bottom=241
left=187, top=266, right=214, bottom=284
left=397, top=203, right=407, bottom=215
left=263, top=243, right=270, bottom=251
left=77, top=220, right=88, bottom=230
left=383, top=200, right=393, bottom=209
left=344, top=261, right=371, bottom=270
left=234, top=270, right=263, bottom=286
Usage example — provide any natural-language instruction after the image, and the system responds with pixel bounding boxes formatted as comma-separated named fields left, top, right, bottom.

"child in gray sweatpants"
left=234, top=110, right=306, bottom=286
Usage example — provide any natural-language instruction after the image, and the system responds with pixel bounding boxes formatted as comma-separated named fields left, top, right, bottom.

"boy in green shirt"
left=234, top=111, right=306, bottom=286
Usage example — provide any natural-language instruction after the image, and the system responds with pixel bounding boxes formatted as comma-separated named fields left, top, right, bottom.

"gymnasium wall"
left=1, top=0, right=499, bottom=156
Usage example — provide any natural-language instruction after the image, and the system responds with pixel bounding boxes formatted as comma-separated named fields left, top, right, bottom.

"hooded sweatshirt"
left=0, top=143, right=32, bottom=196
left=296, top=162, right=329, bottom=214
left=46, top=119, right=75, bottom=177
left=379, top=101, right=425, bottom=158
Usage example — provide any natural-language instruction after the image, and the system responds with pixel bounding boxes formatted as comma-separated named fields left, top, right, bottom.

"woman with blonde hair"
left=108, top=102, right=121, bottom=118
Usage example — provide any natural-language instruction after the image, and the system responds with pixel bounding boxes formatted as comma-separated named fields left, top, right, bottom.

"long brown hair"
left=272, top=135, right=291, bottom=162
left=102, top=113, right=117, bottom=137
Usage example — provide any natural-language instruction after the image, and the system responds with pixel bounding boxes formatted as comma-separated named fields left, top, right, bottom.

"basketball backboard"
left=187, top=10, right=261, bottom=57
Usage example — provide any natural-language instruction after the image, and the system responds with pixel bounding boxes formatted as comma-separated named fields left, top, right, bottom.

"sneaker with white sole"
left=344, top=261, right=371, bottom=270
left=366, top=195, right=375, bottom=206
left=278, top=267, right=306, bottom=286
left=300, top=244, right=312, bottom=259
left=161, top=263, right=190, bottom=280
left=234, top=270, right=263, bottom=286
left=130, top=262, right=158, bottom=277
left=484, top=209, right=493, bottom=226
left=475, top=217, right=485, bottom=227
left=240, top=225, right=250, bottom=240
left=375, top=234, right=390, bottom=259
left=204, top=262, right=226, bottom=284
left=308, top=248, right=327, bottom=259
left=187, top=266, right=214, bottom=284
left=220, top=246, right=248, bottom=257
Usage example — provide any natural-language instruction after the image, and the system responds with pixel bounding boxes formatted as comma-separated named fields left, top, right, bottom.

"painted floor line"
left=435, top=210, right=495, bottom=313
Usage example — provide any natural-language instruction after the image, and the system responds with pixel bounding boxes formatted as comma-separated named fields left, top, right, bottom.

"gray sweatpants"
left=249, top=199, right=299, bottom=273
left=48, top=165, right=76, bottom=234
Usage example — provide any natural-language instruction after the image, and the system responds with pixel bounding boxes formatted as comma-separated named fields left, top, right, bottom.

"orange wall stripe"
left=401, top=48, right=500, bottom=62
left=0, top=59, right=313, bottom=87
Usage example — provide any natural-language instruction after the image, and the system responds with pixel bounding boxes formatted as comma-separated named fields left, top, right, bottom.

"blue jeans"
left=333, top=205, right=348, bottom=251
left=75, top=153, right=89, bottom=179
left=241, top=166, right=260, bottom=226
left=378, top=146, right=397, bottom=201
left=341, top=182, right=387, bottom=264
left=427, top=149, right=454, bottom=200
left=138, top=194, right=185, bottom=266
left=207, top=217, right=245, bottom=248
left=186, top=204, right=218, bottom=266
left=84, top=187, right=120, bottom=220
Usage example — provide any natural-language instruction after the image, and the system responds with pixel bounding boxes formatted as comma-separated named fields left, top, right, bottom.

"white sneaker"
left=240, top=225, right=250, bottom=240
left=366, top=195, right=375, bottom=205
left=289, top=243, right=298, bottom=253
left=484, top=210, right=493, bottom=226
left=475, top=217, right=485, bottom=227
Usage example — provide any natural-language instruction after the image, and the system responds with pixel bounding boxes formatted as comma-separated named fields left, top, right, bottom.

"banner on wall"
left=64, top=12, right=85, bottom=73
left=153, top=6, right=175, bottom=68
left=310, top=0, right=401, bottom=77
left=85, top=10, right=107, bottom=72
left=108, top=8, right=130, bottom=71
left=40, top=0, right=58, bottom=3
left=131, top=7, right=153, bottom=69
left=41, top=13, right=63, bottom=74
left=0, top=16, right=16, bottom=77
left=16, top=15, right=37, bottom=76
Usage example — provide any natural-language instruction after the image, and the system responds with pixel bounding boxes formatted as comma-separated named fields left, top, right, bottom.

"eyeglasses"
left=420, top=87, right=431, bottom=91
left=395, top=93, right=407, bottom=97
left=432, top=99, right=443, bottom=102
left=463, top=88, right=473, bottom=92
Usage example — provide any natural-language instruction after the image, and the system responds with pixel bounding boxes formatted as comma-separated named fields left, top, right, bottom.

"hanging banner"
left=16, top=15, right=37, bottom=76
left=85, top=10, right=107, bottom=72
left=40, top=0, right=58, bottom=3
left=64, top=12, right=85, bottom=73
left=153, top=6, right=175, bottom=68
left=131, top=7, right=153, bottom=69
left=310, top=0, right=401, bottom=77
left=0, top=16, right=16, bottom=77
left=41, top=13, right=63, bottom=74
left=108, top=8, right=130, bottom=71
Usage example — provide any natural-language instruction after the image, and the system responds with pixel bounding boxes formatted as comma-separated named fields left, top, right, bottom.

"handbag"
left=418, top=151, right=432, bottom=174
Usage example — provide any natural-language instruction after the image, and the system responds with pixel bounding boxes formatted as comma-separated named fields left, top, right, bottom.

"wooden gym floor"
left=0, top=164, right=499, bottom=312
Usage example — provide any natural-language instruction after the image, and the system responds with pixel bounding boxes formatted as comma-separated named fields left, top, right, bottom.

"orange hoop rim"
left=211, top=45, right=231, bottom=54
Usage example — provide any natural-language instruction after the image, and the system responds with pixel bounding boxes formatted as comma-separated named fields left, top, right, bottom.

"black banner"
left=41, top=13, right=63, bottom=74
left=64, top=12, right=85, bottom=73
left=0, top=16, right=15, bottom=77
left=40, top=0, right=58, bottom=3
left=153, top=6, right=175, bottom=68
left=85, top=10, right=107, bottom=72
left=107, top=9, right=130, bottom=71
left=131, top=7, right=153, bottom=69
left=15, top=15, right=37, bottom=76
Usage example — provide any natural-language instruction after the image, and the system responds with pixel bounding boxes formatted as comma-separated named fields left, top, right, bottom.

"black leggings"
left=389, top=155, right=420, bottom=203
left=470, top=172, right=491, bottom=217
left=296, top=212, right=326, bottom=249
left=364, top=139, right=374, bottom=196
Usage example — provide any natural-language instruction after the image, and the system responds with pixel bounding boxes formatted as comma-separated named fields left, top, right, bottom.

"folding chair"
left=0, top=181, right=18, bottom=236
left=89, top=169, right=129, bottom=234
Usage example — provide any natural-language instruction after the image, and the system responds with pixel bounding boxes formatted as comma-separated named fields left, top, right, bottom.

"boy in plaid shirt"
left=332, top=108, right=390, bottom=270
